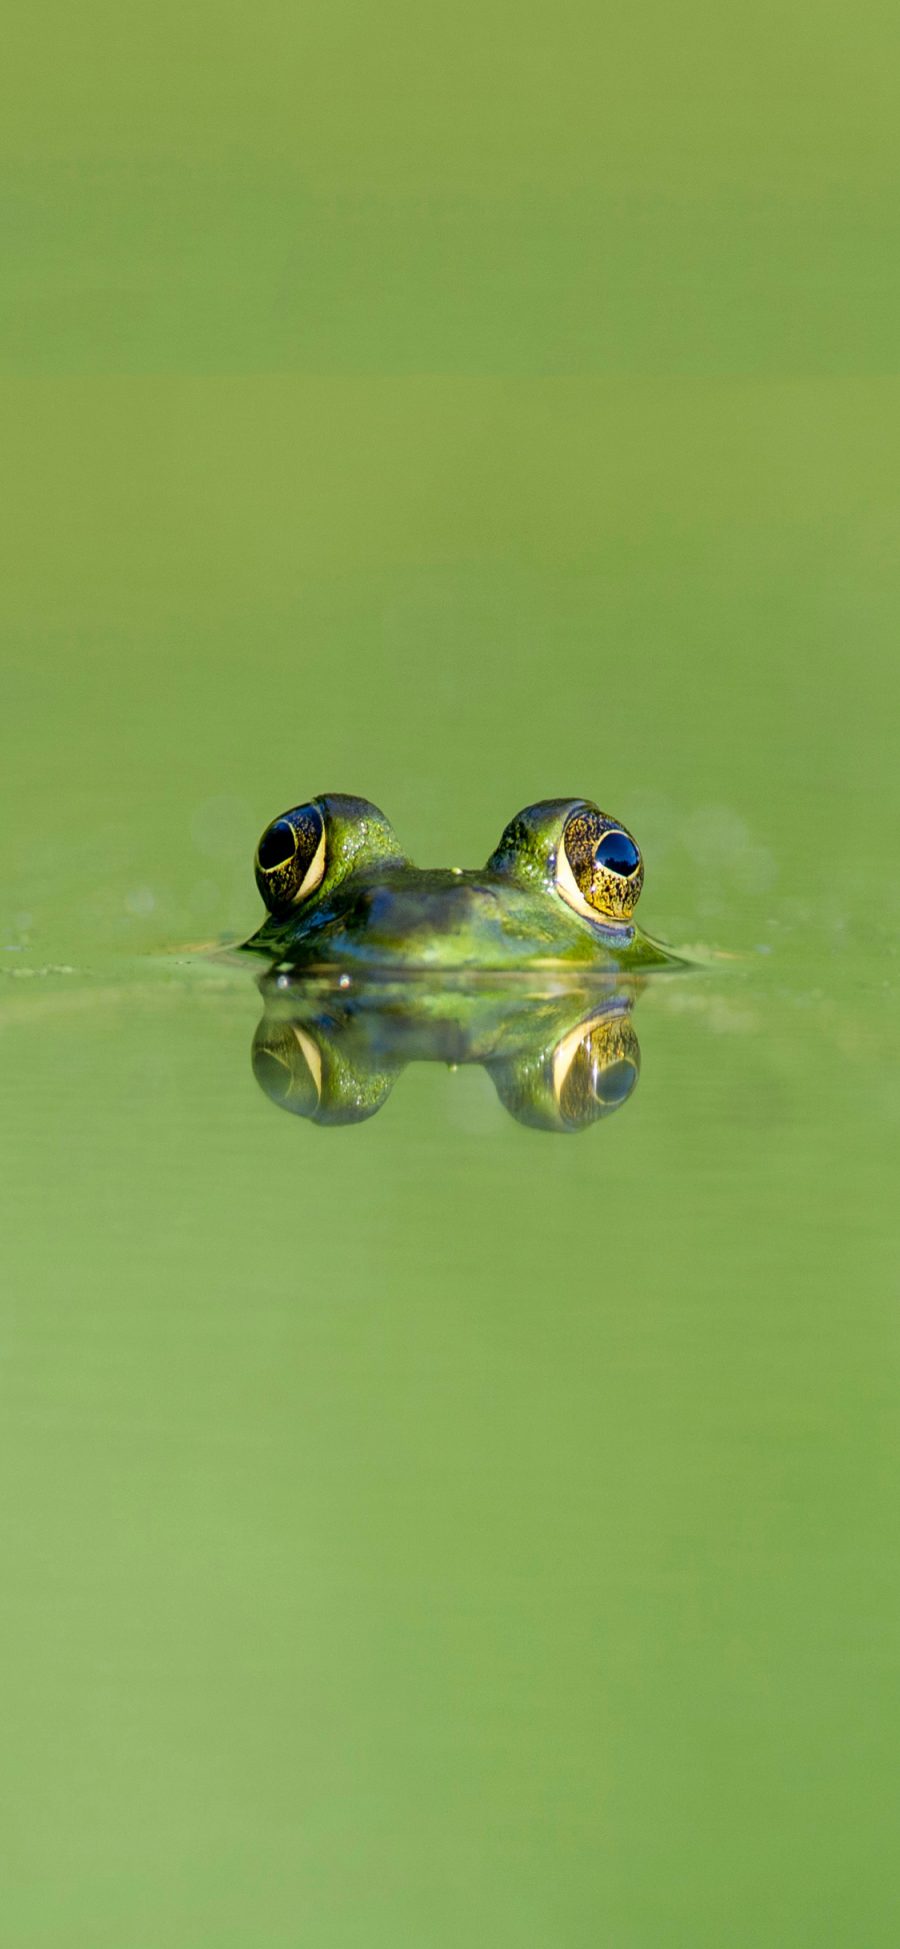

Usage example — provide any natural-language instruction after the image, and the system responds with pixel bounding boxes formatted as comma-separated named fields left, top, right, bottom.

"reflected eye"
left=558, top=806, right=644, bottom=923
left=554, top=1014, right=641, bottom=1126
left=594, top=830, right=640, bottom=878
left=252, top=1023, right=321, bottom=1117
left=255, top=803, right=326, bottom=914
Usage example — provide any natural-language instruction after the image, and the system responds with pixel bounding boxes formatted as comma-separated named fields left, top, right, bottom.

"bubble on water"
left=681, top=806, right=776, bottom=892
left=125, top=886, right=156, bottom=917
left=191, top=795, right=255, bottom=861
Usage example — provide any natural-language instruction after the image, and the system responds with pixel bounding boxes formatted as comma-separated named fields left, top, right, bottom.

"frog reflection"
left=251, top=976, right=641, bottom=1134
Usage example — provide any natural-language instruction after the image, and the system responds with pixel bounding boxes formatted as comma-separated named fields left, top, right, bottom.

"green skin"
left=251, top=973, right=644, bottom=1133
left=244, top=795, right=684, bottom=1131
left=245, top=794, right=681, bottom=978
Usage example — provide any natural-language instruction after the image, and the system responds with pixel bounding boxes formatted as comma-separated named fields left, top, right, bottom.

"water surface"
left=3, top=2, right=900, bottom=1939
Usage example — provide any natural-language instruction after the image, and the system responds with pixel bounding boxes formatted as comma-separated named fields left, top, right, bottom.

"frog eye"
left=255, top=803, right=326, bottom=914
left=558, top=808, right=643, bottom=923
left=251, top=1011, right=397, bottom=1124
left=252, top=1020, right=321, bottom=1116
left=554, top=1016, right=641, bottom=1125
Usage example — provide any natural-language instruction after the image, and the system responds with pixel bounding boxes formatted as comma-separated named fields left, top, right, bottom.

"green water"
left=3, top=5, right=900, bottom=1943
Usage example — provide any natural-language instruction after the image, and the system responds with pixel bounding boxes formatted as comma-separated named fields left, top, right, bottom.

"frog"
left=244, top=793, right=682, bottom=976
left=251, top=971, right=643, bottom=1133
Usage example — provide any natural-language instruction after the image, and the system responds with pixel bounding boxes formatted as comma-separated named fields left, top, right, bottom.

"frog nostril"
left=258, top=819, right=297, bottom=870
left=594, top=830, right=640, bottom=877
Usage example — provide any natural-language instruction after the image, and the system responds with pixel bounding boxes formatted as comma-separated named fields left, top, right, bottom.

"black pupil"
left=595, top=830, right=639, bottom=877
left=595, top=1058, right=638, bottom=1107
left=258, top=819, right=297, bottom=870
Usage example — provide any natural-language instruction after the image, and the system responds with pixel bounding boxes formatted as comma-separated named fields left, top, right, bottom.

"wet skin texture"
left=244, top=794, right=680, bottom=977
left=251, top=975, right=643, bottom=1133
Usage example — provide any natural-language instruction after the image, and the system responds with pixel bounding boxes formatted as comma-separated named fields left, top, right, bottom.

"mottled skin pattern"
left=245, top=793, right=679, bottom=977
left=251, top=975, right=643, bottom=1133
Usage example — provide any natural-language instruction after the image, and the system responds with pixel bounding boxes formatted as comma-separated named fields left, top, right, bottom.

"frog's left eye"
left=557, top=808, right=643, bottom=923
left=255, top=803, right=326, bottom=914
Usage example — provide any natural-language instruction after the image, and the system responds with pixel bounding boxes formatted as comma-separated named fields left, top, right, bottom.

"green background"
left=2, top=5, right=899, bottom=1943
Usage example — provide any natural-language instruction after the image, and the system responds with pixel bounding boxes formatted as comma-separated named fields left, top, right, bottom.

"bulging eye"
left=594, top=829, right=640, bottom=878
left=254, top=803, right=326, bottom=914
left=558, top=806, right=644, bottom=923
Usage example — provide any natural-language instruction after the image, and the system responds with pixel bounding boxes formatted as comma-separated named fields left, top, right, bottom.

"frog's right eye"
left=255, top=803, right=326, bottom=914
